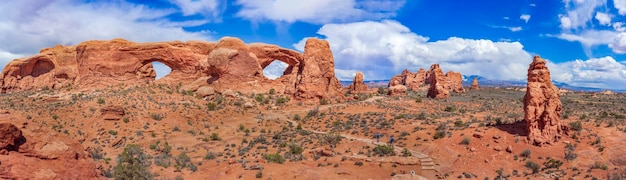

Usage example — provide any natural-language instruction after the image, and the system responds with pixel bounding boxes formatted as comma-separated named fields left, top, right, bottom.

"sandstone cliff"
left=0, top=37, right=343, bottom=101
left=523, top=56, right=564, bottom=146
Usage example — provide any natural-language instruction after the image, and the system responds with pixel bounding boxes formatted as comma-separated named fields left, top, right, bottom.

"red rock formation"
left=426, top=64, right=450, bottom=99
left=387, top=69, right=426, bottom=91
left=0, top=37, right=343, bottom=101
left=523, top=56, right=563, bottom=146
left=471, top=77, right=479, bottom=90
left=348, top=71, right=368, bottom=92
left=445, top=71, right=465, bottom=93
left=0, top=113, right=100, bottom=179
left=388, top=85, right=407, bottom=96
left=295, top=38, right=343, bottom=100
left=0, top=122, right=22, bottom=151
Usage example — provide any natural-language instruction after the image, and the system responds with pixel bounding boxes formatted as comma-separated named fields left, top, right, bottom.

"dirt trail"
left=267, top=96, right=439, bottom=178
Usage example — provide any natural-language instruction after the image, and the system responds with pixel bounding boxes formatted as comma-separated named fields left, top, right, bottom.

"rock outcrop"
left=523, top=56, right=564, bottom=146
left=0, top=113, right=100, bottom=179
left=347, top=71, right=368, bottom=93
left=388, top=85, right=407, bottom=96
left=471, top=77, right=479, bottom=90
left=426, top=64, right=450, bottom=99
left=0, top=37, right=343, bottom=101
left=387, top=69, right=427, bottom=91
left=388, top=65, right=464, bottom=98
left=445, top=71, right=465, bottom=93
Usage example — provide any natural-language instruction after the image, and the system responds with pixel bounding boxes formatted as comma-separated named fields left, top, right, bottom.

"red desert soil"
left=0, top=85, right=625, bottom=179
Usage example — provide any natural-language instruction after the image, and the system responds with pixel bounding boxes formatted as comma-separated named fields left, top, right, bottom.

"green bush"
left=570, top=121, right=583, bottom=132
left=113, top=144, right=152, bottom=179
left=520, top=149, right=531, bottom=158
left=97, top=98, right=105, bottom=104
left=284, top=144, right=304, bottom=161
left=373, top=145, right=395, bottom=156
left=433, top=130, right=445, bottom=139
left=525, top=160, right=540, bottom=174
left=265, top=153, right=285, bottom=164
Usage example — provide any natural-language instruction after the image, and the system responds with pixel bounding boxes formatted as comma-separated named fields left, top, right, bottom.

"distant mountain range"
left=340, top=75, right=625, bottom=92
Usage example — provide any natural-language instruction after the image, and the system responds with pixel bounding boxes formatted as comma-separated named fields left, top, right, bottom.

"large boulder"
left=523, top=56, right=564, bottom=146
left=426, top=64, right=450, bottom=99
left=0, top=37, right=344, bottom=101
left=0, top=113, right=100, bottom=179
left=0, top=122, right=22, bottom=151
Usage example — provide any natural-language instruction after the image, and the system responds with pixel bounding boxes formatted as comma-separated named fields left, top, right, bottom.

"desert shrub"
left=150, top=113, right=164, bottom=121
left=276, top=96, right=290, bottom=105
left=433, top=130, right=446, bottom=139
left=204, top=151, right=216, bottom=160
left=207, top=102, right=217, bottom=111
left=401, top=148, right=412, bottom=157
left=543, top=159, right=563, bottom=169
left=591, top=161, right=608, bottom=170
left=264, top=153, right=285, bottom=164
left=174, top=153, right=195, bottom=172
left=89, top=147, right=105, bottom=160
left=269, top=88, right=275, bottom=95
left=565, top=150, right=577, bottom=161
left=319, top=133, right=342, bottom=154
left=284, top=144, right=304, bottom=161
left=570, top=121, right=583, bottom=132
left=460, top=137, right=470, bottom=145
left=444, top=106, right=457, bottom=112
left=154, top=153, right=171, bottom=168
left=97, top=98, right=106, bottom=104
left=354, top=161, right=364, bottom=166
left=520, top=149, right=531, bottom=158
left=256, top=170, right=263, bottom=178
left=210, top=133, right=221, bottom=141
left=525, top=160, right=540, bottom=174
left=373, top=145, right=395, bottom=156
left=113, top=144, right=152, bottom=180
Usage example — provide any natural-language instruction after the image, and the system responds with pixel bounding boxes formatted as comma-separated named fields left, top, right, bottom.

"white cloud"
left=169, top=0, right=222, bottom=18
left=560, top=16, right=572, bottom=29
left=558, top=0, right=605, bottom=30
left=556, top=30, right=618, bottom=47
left=235, top=0, right=405, bottom=24
left=609, top=33, right=626, bottom=53
left=551, top=56, right=626, bottom=89
left=0, top=0, right=212, bottom=71
left=509, top=27, right=523, bottom=32
left=520, top=14, right=531, bottom=23
left=615, top=0, right=626, bottom=15
left=294, top=20, right=531, bottom=81
left=594, top=12, right=611, bottom=25
left=0, top=50, right=25, bottom=71
left=503, top=17, right=510, bottom=20
left=262, top=61, right=288, bottom=80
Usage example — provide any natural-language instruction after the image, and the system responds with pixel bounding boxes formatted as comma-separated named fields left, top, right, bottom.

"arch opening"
left=152, top=61, right=172, bottom=80
left=262, top=60, right=289, bottom=80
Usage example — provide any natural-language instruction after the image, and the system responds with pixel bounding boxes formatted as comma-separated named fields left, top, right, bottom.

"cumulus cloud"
left=294, top=20, right=532, bottom=81
left=609, top=33, right=626, bottom=53
left=595, top=12, right=612, bottom=25
left=615, top=0, right=626, bottom=15
left=551, top=56, right=626, bottom=89
left=520, top=14, right=531, bottom=23
left=558, top=0, right=604, bottom=30
left=0, top=0, right=212, bottom=71
left=235, top=0, right=405, bottom=24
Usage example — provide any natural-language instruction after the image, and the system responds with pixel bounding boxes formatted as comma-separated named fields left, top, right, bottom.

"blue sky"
left=2, top=0, right=626, bottom=90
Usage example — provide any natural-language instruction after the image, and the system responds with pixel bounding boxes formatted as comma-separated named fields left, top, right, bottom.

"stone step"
left=421, top=162, right=435, bottom=166
left=421, top=166, right=436, bottom=170
left=419, top=158, right=433, bottom=162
